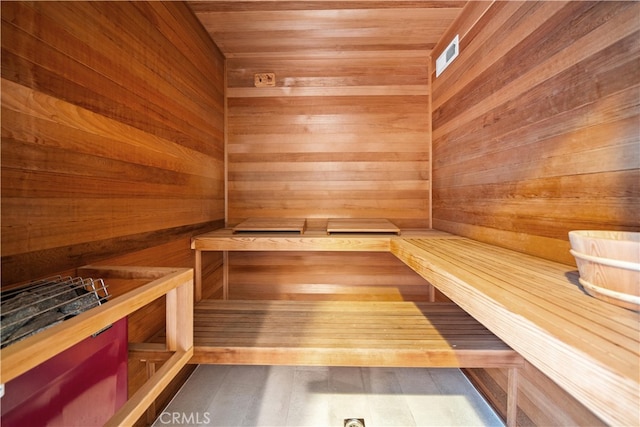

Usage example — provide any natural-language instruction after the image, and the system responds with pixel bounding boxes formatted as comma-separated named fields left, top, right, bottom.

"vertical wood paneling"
left=1, top=1, right=226, bottom=285
left=432, top=2, right=640, bottom=425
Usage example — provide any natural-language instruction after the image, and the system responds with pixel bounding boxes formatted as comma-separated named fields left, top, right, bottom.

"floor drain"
left=344, top=418, right=365, bottom=427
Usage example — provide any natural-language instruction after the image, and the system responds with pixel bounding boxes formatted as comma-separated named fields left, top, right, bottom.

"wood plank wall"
left=228, top=250, right=437, bottom=302
left=1, top=2, right=226, bottom=424
left=226, top=56, right=431, bottom=227
left=431, top=2, right=640, bottom=425
left=1, top=1, right=225, bottom=285
left=225, top=55, right=434, bottom=301
left=432, top=0, right=640, bottom=265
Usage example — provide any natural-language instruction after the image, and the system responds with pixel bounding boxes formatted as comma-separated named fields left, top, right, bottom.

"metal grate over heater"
left=0, top=276, right=110, bottom=349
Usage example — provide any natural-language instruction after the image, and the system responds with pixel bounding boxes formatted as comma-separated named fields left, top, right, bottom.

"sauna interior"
left=1, top=1, right=639, bottom=426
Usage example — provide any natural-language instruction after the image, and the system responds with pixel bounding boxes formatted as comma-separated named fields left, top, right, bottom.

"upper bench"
left=391, top=237, right=639, bottom=427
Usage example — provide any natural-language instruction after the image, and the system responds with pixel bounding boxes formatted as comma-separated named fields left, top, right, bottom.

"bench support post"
left=223, top=251, right=229, bottom=300
left=507, top=367, right=519, bottom=427
left=194, top=250, right=202, bottom=302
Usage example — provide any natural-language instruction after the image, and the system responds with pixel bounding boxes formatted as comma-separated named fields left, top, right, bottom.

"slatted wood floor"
left=190, top=300, right=522, bottom=368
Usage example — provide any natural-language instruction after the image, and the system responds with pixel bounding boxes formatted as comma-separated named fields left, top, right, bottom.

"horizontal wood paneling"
left=225, top=54, right=431, bottom=302
left=190, top=1, right=464, bottom=59
left=431, top=1, right=640, bottom=264
left=227, top=57, right=431, bottom=228
left=1, top=3, right=225, bottom=425
left=228, top=251, right=436, bottom=301
left=1, top=1, right=226, bottom=285
left=431, top=2, right=640, bottom=426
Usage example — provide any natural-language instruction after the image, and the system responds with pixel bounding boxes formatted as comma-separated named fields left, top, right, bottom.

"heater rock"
left=61, top=292, right=100, bottom=315
left=8, top=310, right=63, bottom=344
left=1, top=292, right=41, bottom=340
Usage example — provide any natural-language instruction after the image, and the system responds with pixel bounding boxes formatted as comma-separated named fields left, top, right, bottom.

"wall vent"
left=436, top=35, right=459, bottom=77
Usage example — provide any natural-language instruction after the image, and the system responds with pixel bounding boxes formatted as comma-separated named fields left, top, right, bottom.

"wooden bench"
left=182, top=299, right=523, bottom=426
left=392, top=237, right=639, bottom=427
left=191, top=300, right=522, bottom=369
left=191, top=227, right=449, bottom=300
left=190, top=226, right=639, bottom=426
left=143, top=296, right=523, bottom=425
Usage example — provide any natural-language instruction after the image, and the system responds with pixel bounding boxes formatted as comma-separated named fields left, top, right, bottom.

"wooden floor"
left=154, top=365, right=504, bottom=427
left=190, top=300, right=521, bottom=368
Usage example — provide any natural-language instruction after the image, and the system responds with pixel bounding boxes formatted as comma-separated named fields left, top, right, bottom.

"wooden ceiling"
left=188, top=1, right=467, bottom=58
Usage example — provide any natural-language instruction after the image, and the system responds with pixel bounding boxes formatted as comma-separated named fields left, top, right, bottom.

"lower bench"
left=189, top=299, right=522, bottom=426
left=190, top=300, right=522, bottom=369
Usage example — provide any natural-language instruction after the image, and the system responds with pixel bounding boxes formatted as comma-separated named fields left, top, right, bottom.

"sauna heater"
left=0, top=276, right=128, bottom=427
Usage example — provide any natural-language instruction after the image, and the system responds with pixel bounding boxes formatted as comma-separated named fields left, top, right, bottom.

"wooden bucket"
left=569, top=231, right=640, bottom=311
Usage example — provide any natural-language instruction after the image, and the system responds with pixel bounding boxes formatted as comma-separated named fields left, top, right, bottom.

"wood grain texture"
left=1, top=2, right=225, bottom=285
left=428, top=5, right=640, bottom=420
left=233, top=217, right=307, bottom=233
left=392, top=237, right=639, bottom=427
left=431, top=1, right=640, bottom=265
left=228, top=251, right=434, bottom=301
left=190, top=300, right=523, bottom=368
left=224, top=51, right=432, bottom=308
left=226, top=57, right=431, bottom=228
left=189, top=1, right=464, bottom=59
left=1, top=4, right=224, bottom=425
left=326, top=218, right=400, bottom=234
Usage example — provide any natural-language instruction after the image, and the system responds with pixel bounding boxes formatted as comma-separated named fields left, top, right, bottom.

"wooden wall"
left=431, top=2, right=639, bottom=425
left=225, top=54, right=434, bottom=301
left=1, top=1, right=225, bottom=285
left=432, top=0, right=640, bottom=265
left=1, top=1, right=225, bottom=424
left=226, top=56, right=431, bottom=228
left=228, top=250, right=436, bottom=302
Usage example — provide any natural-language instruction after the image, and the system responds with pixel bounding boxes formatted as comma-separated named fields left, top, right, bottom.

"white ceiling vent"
left=436, top=35, right=459, bottom=77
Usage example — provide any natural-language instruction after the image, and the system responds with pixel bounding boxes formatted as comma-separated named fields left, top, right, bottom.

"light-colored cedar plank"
left=2, top=197, right=222, bottom=256
left=433, top=2, right=638, bottom=134
left=2, top=3, right=223, bottom=152
left=400, top=242, right=639, bottom=359
left=405, top=239, right=639, bottom=337
left=233, top=217, right=307, bottom=233
left=191, top=228, right=394, bottom=252
left=0, top=104, right=222, bottom=182
left=221, top=286, right=432, bottom=301
left=432, top=219, right=577, bottom=266
left=327, top=218, right=400, bottom=234
left=189, top=300, right=522, bottom=368
left=226, top=273, right=428, bottom=287
left=227, top=85, right=429, bottom=98
left=192, top=7, right=460, bottom=59
left=189, top=2, right=468, bottom=13
left=432, top=1, right=567, bottom=112
left=391, top=238, right=639, bottom=427
left=105, top=349, right=193, bottom=427
left=190, top=347, right=519, bottom=368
